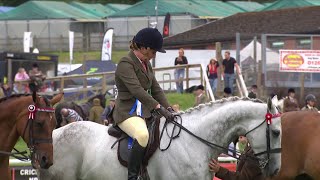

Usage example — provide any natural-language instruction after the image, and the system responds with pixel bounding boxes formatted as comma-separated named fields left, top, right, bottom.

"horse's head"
left=246, top=97, right=282, bottom=178
left=18, top=92, right=63, bottom=169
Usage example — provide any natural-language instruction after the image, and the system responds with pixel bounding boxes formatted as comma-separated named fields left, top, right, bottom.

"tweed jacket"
left=112, top=51, right=170, bottom=124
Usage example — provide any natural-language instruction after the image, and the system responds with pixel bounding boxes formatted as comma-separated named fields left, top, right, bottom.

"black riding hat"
left=133, top=28, right=166, bottom=53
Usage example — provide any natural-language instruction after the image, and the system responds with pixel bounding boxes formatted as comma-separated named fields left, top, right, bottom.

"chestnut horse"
left=0, top=92, right=63, bottom=180
left=272, top=111, right=320, bottom=180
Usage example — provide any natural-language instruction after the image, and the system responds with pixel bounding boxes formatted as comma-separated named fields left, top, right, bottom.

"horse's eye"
left=272, top=129, right=280, bottom=137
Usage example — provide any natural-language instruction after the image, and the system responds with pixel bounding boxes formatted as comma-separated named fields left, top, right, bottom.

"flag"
left=23, top=32, right=32, bottom=53
left=163, top=13, right=171, bottom=38
left=101, top=28, right=114, bottom=61
left=69, top=31, right=74, bottom=62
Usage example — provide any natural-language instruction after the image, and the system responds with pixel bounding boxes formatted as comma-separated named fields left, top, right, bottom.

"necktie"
left=142, top=62, right=148, bottom=72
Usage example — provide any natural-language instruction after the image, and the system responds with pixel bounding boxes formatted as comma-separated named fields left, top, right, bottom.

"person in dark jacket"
left=174, top=48, right=188, bottom=93
left=209, top=136, right=263, bottom=180
left=283, top=88, right=299, bottom=112
left=112, top=28, right=174, bottom=180
left=248, top=85, right=258, bottom=99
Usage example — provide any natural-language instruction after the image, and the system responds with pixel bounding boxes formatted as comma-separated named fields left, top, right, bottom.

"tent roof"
left=109, top=0, right=245, bottom=18
left=0, top=6, right=14, bottom=13
left=105, top=3, right=132, bottom=11
left=0, top=1, right=101, bottom=20
left=260, top=0, right=320, bottom=11
left=163, top=6, right=320, bottom=47
left=226, top=1, right=265, bottom=11
left=70, top=2, right=115, bottom=18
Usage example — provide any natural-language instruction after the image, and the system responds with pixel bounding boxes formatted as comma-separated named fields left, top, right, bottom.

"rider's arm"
left=150, top=71, right=170, bottom=109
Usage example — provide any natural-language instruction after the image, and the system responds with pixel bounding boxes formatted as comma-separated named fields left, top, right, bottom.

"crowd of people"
left=0, top=63, right=47, bottom=98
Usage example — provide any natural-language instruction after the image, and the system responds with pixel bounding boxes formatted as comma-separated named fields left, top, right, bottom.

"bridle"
left=244, top=111, right=282, bottom=168
left=159, top=109, right=282, bottom=166
left=21, top=97, right=55, bottom=163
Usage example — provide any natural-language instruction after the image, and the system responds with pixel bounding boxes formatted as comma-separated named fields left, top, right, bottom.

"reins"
left=159, top=111, right=282, bottom=163
left=159, top=115, right=242, bottom=160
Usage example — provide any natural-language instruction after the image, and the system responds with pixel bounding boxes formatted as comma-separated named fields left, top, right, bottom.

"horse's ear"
left=50, top=92, right=64, bottom=106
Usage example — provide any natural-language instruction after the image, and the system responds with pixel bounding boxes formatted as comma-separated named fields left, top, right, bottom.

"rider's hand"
left=155, top=106, right=174, bottom=121
left=209, top=159, right=220, bottom=173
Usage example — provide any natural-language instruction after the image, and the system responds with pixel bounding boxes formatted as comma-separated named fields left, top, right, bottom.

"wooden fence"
left=13, top=64, right=218, bottom=101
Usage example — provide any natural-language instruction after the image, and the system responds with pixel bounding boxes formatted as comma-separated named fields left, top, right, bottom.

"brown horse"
left=272, top=111, right=320, bottom=180
left=0, top=92, right=63, bottom=180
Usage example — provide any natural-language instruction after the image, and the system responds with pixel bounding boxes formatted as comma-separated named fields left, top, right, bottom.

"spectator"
left=222, top=51, right=241, bottom=94
left=29, top=63, right=46, bottom=92
left=172, top=104, right=180, bottom=112
left=194, top=85, right=207, bottom=106
left=174, top=48, right=188, bottom=93
left=209, top=136, right=263, bottom=180
left=283, top=88, right=300, bottom=112
left=206, top=58, right=219, bottom=94
left=101, top=98, right=116, bottom=125
left=1, top=83, right=11, bottom=97
left=301, top=94, right=318, bottom=112
left=248, top=85, right=258, bottom=99
left=14, top=68, right=29, bottom=94
left=60, top=108, right=83, bottom=126
left=0, top=80, right=4, bottom=98
left=89, top=98, right=104, bottom=125
left=223, top=87, right=232, bottom=98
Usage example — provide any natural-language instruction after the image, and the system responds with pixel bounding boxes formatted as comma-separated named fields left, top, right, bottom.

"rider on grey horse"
left=111, top=28, right=175, bottom=180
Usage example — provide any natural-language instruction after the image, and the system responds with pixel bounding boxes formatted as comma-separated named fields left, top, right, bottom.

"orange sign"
left=282, top=54, right=304, bottom=68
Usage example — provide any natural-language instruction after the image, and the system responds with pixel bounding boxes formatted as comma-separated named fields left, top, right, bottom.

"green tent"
left=105, top=3, right=132, bottom=12
left=0, top=1, right=101, bottom=20
left=226, top=1, right=265, bottom=12
left=260, top=0, right=320, bottom=11
left=109, top=0, right=245, bottom=18
left=70, top=2, right=115, bottom=18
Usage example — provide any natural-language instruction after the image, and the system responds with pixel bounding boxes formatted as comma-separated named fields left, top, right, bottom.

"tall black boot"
left=128, top=140, right=146, bottom=180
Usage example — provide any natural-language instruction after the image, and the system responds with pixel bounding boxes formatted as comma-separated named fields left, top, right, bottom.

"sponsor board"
left=279, top=50, right=320, bottom=72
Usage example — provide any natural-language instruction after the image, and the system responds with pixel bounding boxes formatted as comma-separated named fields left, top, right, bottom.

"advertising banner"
left=279, top=50, right=320, bottom=72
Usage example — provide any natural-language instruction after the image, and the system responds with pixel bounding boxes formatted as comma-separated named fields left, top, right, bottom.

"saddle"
left=108, top=116, right=161, bottom=177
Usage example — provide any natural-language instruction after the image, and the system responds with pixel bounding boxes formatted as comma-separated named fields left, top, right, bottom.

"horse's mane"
left=179, top=96, right=264, bottom=115
left=0, top=94, right=31, bottom=104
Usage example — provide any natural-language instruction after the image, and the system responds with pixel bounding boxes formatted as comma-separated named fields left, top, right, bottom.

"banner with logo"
left=69, top=31, right=74, bottom=63
left=101, top=28, right=113, bottom=61
left=23, top=32, right=32, bottom=53
left=279, top=50, right=320, bottom=72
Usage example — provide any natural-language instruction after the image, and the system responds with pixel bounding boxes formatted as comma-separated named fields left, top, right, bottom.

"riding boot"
left=128, top=140, right=146, bottom=180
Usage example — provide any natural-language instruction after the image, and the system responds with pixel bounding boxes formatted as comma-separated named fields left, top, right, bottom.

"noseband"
left=244, top=112, right=282, bottom=168
left=22, top=97, right=55, bottom=162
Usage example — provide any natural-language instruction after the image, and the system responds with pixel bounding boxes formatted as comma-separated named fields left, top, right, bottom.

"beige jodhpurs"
left=118, top=116, right=149, bottom=147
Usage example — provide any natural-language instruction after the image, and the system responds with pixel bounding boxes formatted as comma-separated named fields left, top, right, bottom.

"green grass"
left=166, top=93, right=195, bottom=110
left=11, top=137, right=29, bottom=159
left=47, top=50, right=128, bottom=64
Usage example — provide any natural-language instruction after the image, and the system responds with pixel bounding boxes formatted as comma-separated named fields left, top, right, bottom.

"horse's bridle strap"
left=255, top=148, right=282, bottom=156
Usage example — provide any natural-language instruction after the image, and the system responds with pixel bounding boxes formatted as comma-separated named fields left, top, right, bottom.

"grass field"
left=48, top=50, right=128, bottom=64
